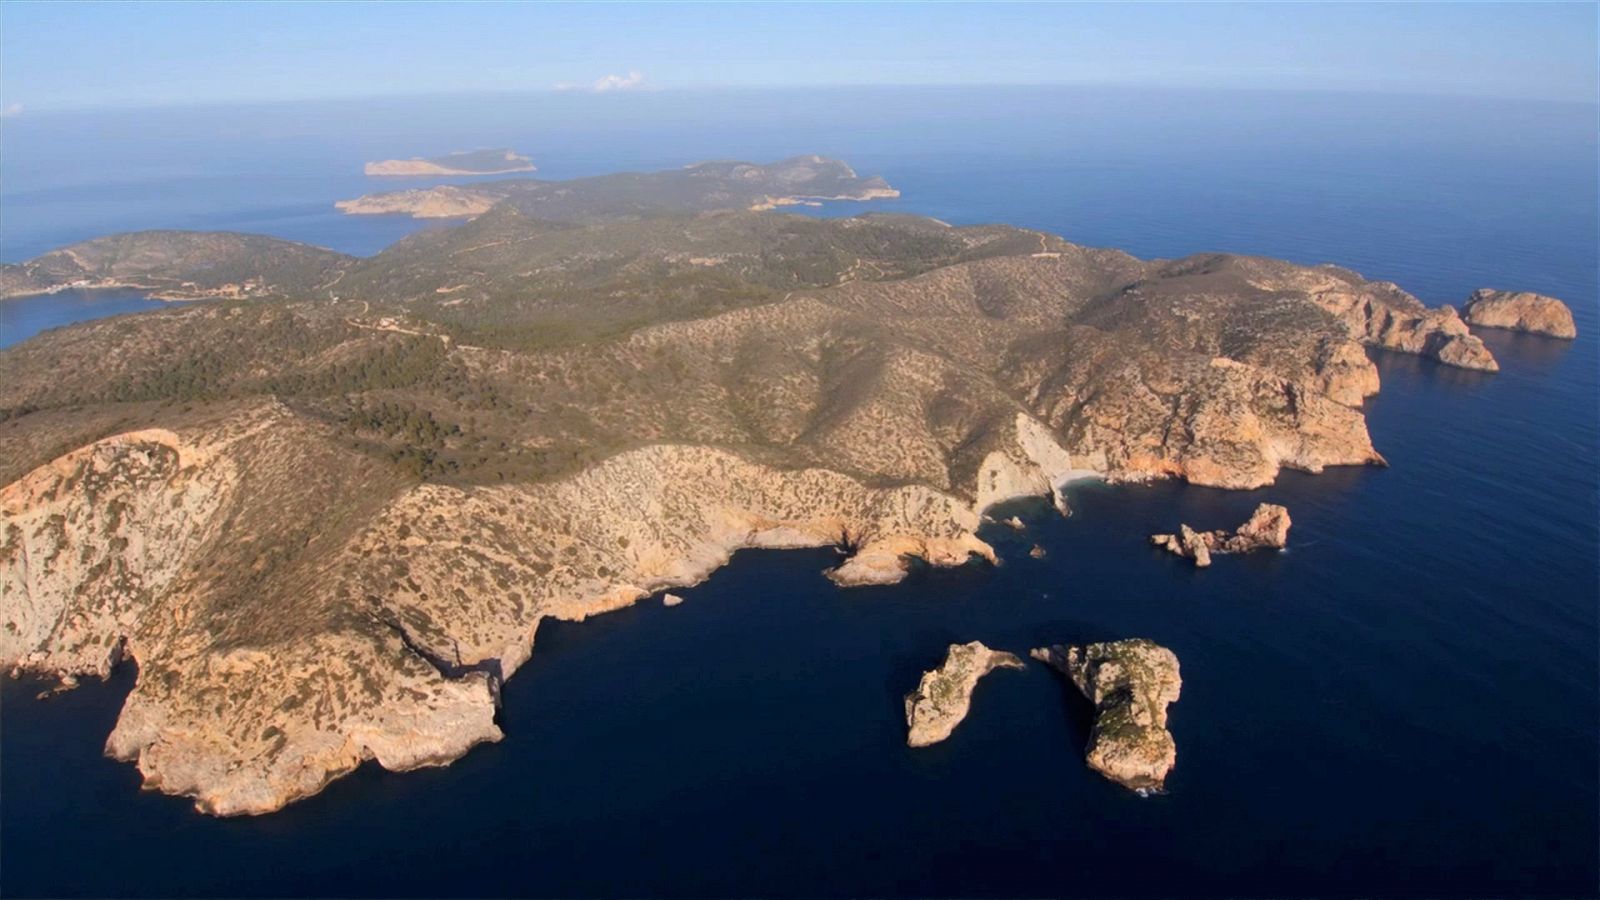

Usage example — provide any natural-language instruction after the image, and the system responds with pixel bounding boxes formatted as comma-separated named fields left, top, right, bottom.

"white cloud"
left=592, top=71, right=645, bottom=92
left=0, top=102, right=23, bottom=118
left=554, top=71, right=647, bottom=93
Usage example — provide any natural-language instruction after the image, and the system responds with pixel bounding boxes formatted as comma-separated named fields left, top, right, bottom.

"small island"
left=1462, top=289, right=1577, bottom=339
left=904, top=641, right=1024, bottom=747
left=1150, top=503, right=1292, bottom=567
left=364, top=148, right=536, bottom=177
left=1032, top=640, right=1183, bottom=793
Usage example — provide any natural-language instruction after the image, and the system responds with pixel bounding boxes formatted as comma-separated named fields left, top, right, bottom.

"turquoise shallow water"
left=1, top=88, right=1596, bottom=897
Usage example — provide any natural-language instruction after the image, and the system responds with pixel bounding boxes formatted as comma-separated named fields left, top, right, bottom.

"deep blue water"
left=1, top=88, right=1596, bottom=898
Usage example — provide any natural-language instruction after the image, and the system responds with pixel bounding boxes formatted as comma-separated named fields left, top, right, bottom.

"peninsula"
left=364, top=148, right=537, bottom=176
left=0, top=155, right=1543, bottom=816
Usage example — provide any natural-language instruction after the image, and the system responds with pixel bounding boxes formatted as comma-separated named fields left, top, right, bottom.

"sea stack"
left=1462, top=289, right=1577, bottom=339
left=1031, top=639, right=1182, bottom=792
left=904, top=641, right=1024, bottom=747
left=1150, top=503, right=1291, bottom=567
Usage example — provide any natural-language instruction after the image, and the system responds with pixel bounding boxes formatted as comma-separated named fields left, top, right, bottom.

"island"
left=1032, top=640, right=1182, bottom=792
left=1462, top=289, right=1577, bottom=339
left=1150, top=503, right=1292, bottom=567
left=904, top=641, right=1024, bottom=747
left=336, top=155, right=900, bottom=219
left=0, top=155, right=1538, bottom=816
left=364, top=148, right=536, bottom=176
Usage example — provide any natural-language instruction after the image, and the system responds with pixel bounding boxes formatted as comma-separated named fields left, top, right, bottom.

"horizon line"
left=5, top=81, right=1596, bottom=118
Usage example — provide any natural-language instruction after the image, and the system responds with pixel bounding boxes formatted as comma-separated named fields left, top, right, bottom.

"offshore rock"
left=1150, top=503, right=1291, bottom=567
left=1031, top=639, right=1181, bottom=792
left=1462, top=289, right=1577, bottom=339
left=905, top=641, right=1024, bottom=747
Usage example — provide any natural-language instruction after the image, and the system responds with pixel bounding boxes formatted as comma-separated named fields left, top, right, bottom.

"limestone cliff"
left=904, top=641, right=1024, bottom=747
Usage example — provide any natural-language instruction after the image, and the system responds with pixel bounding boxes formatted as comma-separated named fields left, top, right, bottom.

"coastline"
left=1, top=404, right=1109, bottom=815
left=2, top=283, right=228, bottom=303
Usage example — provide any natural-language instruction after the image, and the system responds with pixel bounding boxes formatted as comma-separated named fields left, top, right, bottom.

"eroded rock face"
left=1150, top=503, right=1291, bottom=567
left=904, top=641, right=1023, bottom=747
left=1031, top=639, right=1181, bottom=792
left=1463, top=289, right=1577, bottom=339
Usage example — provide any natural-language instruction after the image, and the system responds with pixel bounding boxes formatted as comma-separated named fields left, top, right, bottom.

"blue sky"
left=1, top=1, right=1594, bottom=112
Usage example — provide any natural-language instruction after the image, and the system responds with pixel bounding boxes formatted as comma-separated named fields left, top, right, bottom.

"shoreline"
left=1, top=283, right=229, bottom=303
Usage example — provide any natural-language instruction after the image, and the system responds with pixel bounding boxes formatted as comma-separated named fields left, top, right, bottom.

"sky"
left=0, top=1, right=1595, bottom=113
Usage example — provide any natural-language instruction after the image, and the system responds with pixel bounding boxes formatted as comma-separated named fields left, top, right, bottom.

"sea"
left=1, top=88, right=1596, bottom=898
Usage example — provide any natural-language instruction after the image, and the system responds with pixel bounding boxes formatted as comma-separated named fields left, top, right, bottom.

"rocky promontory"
left=905, top=641, right=1024, bottom=747
left=1031, top=639, right=1182, bottom=792
left=1150, top=503, right=1291, bottom=567
left=1463, top=289, right=1577, bottom=339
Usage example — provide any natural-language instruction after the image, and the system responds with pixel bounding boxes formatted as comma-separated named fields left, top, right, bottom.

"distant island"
left=0, top=155, right=1571, bottom=818
left=364, top=148, right=536, bottom=176
left=337, top=154, right=900, bottom=218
